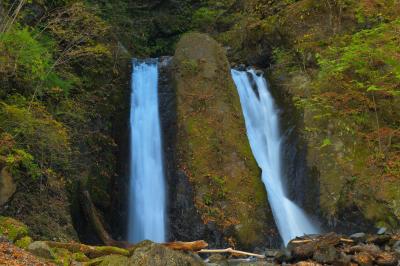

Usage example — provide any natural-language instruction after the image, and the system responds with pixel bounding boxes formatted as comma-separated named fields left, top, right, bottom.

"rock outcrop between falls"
left=169, top=32, right=278, bottom=248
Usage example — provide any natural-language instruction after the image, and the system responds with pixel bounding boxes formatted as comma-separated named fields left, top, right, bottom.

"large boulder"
left=129, top=242, right=205, bottom=266
left=171, top=32, right=277, bottom=247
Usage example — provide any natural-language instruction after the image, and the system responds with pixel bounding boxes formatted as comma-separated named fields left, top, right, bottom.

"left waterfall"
left=128, top=59, right=166, bottom=243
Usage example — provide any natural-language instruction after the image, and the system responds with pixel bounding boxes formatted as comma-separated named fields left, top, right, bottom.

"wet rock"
left=377, top=228, right=387, bottom=235
left=27, top=241, right=53, bottom=259
left=275, top=248, right=292, bottom=263
left=291, top=243, right=315, bottom=259
left=265, top=249, right=279, bottom=258
left=312, top=245, right=338, bottom=264
left=254, top=69, right=264, bottom=76
left=337, top=251, right=352, bottom=264
left=375, top=252, right=398, bottom=266
left=295, top=262, right=322, bottom=266
left=350, top=232, right=367, bottom=242
left=392, top=240, right=400, bottom=250
left=353, top=252, right=374, bottom=266
left=208, top=254, right=228, bottom=266
left=350, top=244, right=381, bottom=257
left=366, top=235, right=391, bottom=246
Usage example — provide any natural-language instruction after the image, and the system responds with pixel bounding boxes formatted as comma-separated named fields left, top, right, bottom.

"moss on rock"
left=173, top=32, right=277, bottom=247
left=0, top=216, right=29, bottom=242
left=15, top=236, right=33, bottom=249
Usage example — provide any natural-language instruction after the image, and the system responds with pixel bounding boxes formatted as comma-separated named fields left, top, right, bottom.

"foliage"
left=192, top=7, right=222, bottom=32
left=0, top=101, right=69, bottom=179
left=0, top=216, right=29, bottom=242
left=0, top=27, right=70, bottom=96
left=317, top=19, right=400, bottom=96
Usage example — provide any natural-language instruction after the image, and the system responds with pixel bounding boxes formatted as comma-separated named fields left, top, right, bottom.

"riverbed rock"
left=312, top=245, right=338, bottom=264
left=350, top=232, right=367, bottom=243
left=377, top=228, right=387, bottom=235
left=375, top=252, right=398, bottom=266
left=353, top=251, right=374, bottom=266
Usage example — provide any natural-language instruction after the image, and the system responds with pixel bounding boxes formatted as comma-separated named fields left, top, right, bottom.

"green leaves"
left=317, top=19, right=400, bottom=96
left=0, top=27, right=71, bottom=96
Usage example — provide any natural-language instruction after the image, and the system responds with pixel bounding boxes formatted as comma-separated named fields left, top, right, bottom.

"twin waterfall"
left=231, top=69, right=318, bottom=245
left=128, top=59, right=166, bottom=243
left=127, top=58, right=317, bottom=245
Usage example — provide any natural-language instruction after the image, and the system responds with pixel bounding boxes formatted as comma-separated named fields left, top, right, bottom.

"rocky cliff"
left=169, top=32, right=278, bottom=248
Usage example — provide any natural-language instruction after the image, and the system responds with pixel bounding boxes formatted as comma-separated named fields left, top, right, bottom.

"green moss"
left=72, top=252, right=89, bottom=262
left=0, top=216, right=29, bottom=242
left=15, top=236, right=33, bottom=249
left=86, top=255, right=129, bottom=266
left=94, top=246, right=130, bottom=257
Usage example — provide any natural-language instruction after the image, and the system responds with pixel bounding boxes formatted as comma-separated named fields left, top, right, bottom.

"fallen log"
left=162, top=240, right=208, bottom=251
left=198, top=248, right=265, bottom=259
left=291, top=238, right=354, bottom=244
left=79, top=180, right=131, bottom=248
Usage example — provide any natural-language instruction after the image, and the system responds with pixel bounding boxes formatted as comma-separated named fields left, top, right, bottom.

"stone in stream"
left=207, top=254, right=228, bottom=266
left=366, top=234, right=391, bottom=246
left=350, top=244, right=381, bottom=257
left=264, top=249, right=279, bottom=258
left=377, top=227, right=387, bottom=235
left=375, top=252, right=398, bottom=266
left=337, top=252, right=352, bottom=264
left=350, top=232, right=367, bottom=243
left=312, top=245, right=338, bottom=264
left=295, top=262, right=322, bottom=266
left=353, top=251, right=374, bottom=266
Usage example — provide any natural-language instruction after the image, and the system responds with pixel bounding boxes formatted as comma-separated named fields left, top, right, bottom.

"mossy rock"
left=0, top=216, right=29, bottom=242
left=15, top=236, right=33, bottom=249
left=173, top=32, right=277, bottom=247
left=86, top=254, right=129, bottom=266
left=129, top=241, right=204, bottom=266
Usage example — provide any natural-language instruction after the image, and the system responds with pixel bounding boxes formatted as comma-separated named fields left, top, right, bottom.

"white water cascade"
left=231, top=69, right=318, bottom=245
left=128, top=59, right=166, bottom=243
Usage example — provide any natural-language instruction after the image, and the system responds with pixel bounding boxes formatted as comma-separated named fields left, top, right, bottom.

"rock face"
left=1, top=179, right=78, bottom=242
left=0, top=167, right=16, bottom=206
left=169, top=32, right=278, bottom=248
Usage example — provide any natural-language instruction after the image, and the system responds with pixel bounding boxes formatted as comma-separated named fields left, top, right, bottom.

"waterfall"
left=231, top=69, right=318, bottom=245
left=128, top=59, right=166, bottom=243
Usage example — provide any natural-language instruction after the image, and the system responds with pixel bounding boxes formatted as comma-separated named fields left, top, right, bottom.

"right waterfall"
left=231, top=68, right=319, bottom=245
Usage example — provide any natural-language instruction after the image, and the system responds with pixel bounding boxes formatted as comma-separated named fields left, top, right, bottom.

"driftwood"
left=78, top=181, right=263, bottom=259
left=198, top=248, right=265, bottom=259
left=79, top=181, right=131, bottom=248
left=162, top=240, right=208, bottom=251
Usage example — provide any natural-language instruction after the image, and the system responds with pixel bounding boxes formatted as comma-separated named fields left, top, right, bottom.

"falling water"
left=231, top=69, right=318, bottom=245
left=128, top=59, right=166, bottom=243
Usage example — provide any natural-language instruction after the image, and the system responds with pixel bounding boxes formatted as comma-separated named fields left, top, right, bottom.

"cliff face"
left=170, top=33, right=278, bottom=248
left=210, top=0, right=400, bottom=232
